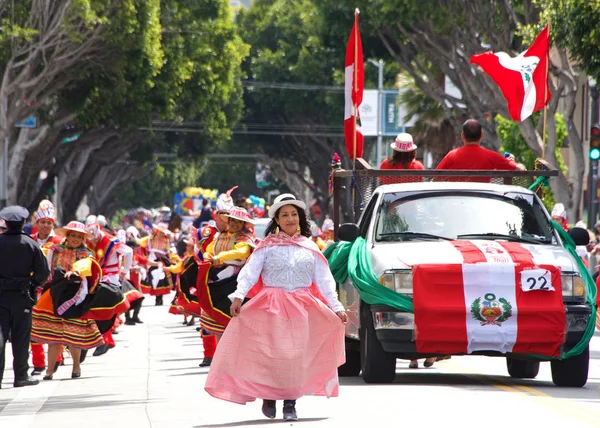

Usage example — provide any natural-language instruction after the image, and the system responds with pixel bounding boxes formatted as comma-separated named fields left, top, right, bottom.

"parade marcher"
left=192, top=190, right=236, bottom=367
left=551, top=203, right=569, bottom=231
left=29, top=200, right=66, bottom=376
left=193, top=198, right=214, bottom=229
left=436, top=119, right=526, bottom=182
left=204, top=194, right=347, bottom=421
left=379, top=133, right=424, bottom=185
left=123, top=228, right=146, bottom=325
left=198, top=207, right=256, bottom=339
left=310, top=223, right=326, bottom=250
left=85, top=223, right=133, bottom=356
left=0, top=206, right=50, bottom=388
left=138, top=223, right=175, bottom=306
left=31, top=221, right=105, bottom=380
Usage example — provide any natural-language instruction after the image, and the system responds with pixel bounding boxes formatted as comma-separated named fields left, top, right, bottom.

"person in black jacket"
left=0, top=206, right=50, bottom=388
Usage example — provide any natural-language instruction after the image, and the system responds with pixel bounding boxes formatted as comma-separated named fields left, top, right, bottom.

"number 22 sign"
left=520, top=269, right=554, bottom=292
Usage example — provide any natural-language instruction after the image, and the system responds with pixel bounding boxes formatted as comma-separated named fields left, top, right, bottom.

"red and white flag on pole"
left=412, top=240, right=566, bottom=357
left=344, top=9, right=364, bottom=160
left=470, top=25, right=551, bottom=122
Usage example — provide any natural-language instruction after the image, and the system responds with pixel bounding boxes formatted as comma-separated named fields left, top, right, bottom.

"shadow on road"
left=195, top=417, right=328, bottom=427
left=37, top=393, right=162, bottom=412
left=340, top=371, right=600, bottom=402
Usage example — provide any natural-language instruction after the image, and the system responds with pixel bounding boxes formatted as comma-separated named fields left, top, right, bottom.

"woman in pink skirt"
left=204, top=193, right=347, bottom=421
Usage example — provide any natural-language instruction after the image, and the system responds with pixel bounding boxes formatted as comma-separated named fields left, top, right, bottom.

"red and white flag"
left=344, top=9, right=364, bottom=160
left=470, top=26, right=551, bottom=122
left=413, top=240, right=566, bottom=357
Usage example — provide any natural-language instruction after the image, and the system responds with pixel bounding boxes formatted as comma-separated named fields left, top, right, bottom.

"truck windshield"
left=375, top=192, right=555, bottom=244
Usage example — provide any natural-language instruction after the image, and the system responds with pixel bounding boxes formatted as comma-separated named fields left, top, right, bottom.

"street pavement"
left=1, top=293, right=599, bottom=428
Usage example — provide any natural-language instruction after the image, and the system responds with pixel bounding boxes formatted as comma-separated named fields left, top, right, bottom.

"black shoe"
left=133, top=318, right=144, bottom=324
left=195, top=327, right=201, bottom=332
left=80, top=350, right=88, bottom=364
left=14, top=376, right=40, bottom=387
left=31, top=367, right=45, bottom=376
left=43, top=374, right=53, bottom=381
left=282, top=403, right=298, bottom=421
left=125, top=319, right=136, bottom=325
left=93, top=345, right=109, bottom=357
left=261, top=400, right=276, bottom=419
left=71, top=372, right=81, bottom=379
left=199, top=358, right=212, bottom=367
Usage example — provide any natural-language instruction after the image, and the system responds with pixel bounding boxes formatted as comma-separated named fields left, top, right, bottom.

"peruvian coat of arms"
left=471, top=293, right=512, bottom=326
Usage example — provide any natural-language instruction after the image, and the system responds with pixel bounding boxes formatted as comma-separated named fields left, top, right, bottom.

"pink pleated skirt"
left=204, top=286, right=346, bottom=404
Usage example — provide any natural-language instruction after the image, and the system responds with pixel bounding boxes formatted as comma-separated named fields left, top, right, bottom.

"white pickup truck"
left=329, top=178, right=595, bottom=387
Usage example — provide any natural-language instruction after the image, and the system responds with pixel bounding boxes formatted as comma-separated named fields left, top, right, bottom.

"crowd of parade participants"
left=0, top=182, right=341, bottom=420
left=2, top=121, right=600, bottom=421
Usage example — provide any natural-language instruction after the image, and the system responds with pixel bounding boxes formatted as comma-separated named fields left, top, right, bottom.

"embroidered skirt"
left=31, top=307, right=103, bottom=349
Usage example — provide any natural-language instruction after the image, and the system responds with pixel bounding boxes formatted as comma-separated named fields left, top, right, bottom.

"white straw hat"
left=268, top=194, right=306, bottom=218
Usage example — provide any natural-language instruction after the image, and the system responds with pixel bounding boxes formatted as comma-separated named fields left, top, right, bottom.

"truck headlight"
left=561, top=273, right=585, bottom=297
left=380, top=270, right=413, bottom=294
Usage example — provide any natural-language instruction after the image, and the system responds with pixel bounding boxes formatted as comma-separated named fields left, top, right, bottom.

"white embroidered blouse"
left=229, top=243, right=345, bottom=312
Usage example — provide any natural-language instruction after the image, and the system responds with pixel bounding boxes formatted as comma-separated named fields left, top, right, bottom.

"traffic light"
left=591, top=124, right=600, bottom=161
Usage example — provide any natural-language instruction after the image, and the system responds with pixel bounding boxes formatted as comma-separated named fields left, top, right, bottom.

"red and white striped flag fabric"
left=344, top=9, right=364, bottom=160
left=470, top=26, right=550, bottom=122
left=413, top=240, right=566, bottom=357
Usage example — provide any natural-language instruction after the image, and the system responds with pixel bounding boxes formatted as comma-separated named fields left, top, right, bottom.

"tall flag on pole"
left=344, top=9, right=364, bottom=160
left=470, top=25, right=551, bottom=122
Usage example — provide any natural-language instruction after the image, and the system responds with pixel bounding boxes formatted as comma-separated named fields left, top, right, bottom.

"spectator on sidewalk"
left=193, top=199, right=213, bottom=229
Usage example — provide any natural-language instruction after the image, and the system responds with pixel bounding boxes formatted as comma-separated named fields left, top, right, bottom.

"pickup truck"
left=328, top=174, right=596, bottom=387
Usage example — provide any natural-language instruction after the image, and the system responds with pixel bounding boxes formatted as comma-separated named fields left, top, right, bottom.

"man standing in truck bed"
left=436, top=119, right=526, bottom=182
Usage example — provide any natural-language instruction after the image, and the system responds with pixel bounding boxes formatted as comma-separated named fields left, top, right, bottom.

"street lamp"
left=367, top=59, right=384, bottom=167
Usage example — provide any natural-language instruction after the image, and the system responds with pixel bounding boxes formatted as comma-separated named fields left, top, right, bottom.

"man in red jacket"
left=437, top=119, right=526, bottom=182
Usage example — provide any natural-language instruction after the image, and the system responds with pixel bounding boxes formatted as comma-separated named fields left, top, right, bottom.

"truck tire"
left=551, top=345, right=589, bottom=387
left=506, top=357, right=539, bottom=379
left=360, top=303, right=396, bottom=383
left=338, top=343, right=361, bottom=377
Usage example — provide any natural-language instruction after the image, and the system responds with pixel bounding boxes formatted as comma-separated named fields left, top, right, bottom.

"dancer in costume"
left=199, top=207, right=256, bottom=339
left=204, top=194, right=347, bottom=421
left=139, top=223, right=175, bottom=306
left=85, top=223, right=133, bottom=356
left=31, top=221, right=104, bottom=380
left=29, top=200, right=65, bottom=376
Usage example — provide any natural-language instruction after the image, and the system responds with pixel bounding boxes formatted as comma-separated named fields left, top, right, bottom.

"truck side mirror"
left=338, top=223, right=360, bottom=242
left=568, top=227, right=590, bottom=246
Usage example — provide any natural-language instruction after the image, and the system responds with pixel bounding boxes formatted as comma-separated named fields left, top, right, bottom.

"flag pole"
left=542, top=22, right=550, bottom=159
left=352, top=8, right=359, bottom=170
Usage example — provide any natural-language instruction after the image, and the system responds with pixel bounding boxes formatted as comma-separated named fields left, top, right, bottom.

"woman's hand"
left=230, top=297, right=242, bottom=317
left=204, top=253, right=214, bottom=263
left=64, top=270, right=80, bottom=279
left=336, top=311, right=348, bottom=324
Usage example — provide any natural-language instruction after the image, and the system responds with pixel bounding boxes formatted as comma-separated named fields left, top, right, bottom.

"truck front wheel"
left=551, top=345, right=589, bottom=387
left=359, top=303, right=396, bottom=383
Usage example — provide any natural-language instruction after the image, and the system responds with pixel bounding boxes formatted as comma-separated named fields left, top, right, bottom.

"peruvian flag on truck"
left=470, top=26, right=550, bottom=122
left=412, top=240, right=566, bottom=357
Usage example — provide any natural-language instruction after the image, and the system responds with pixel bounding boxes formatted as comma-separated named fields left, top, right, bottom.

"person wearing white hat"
left=31, top=221, right=103, bottom=381
left=379, top=132, right=424, bottom=185
left=198, top=207, right=256, bottom=338
left=29, top=200, right=66, bottom=376
left=205, top=193, right=347, bottom=422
